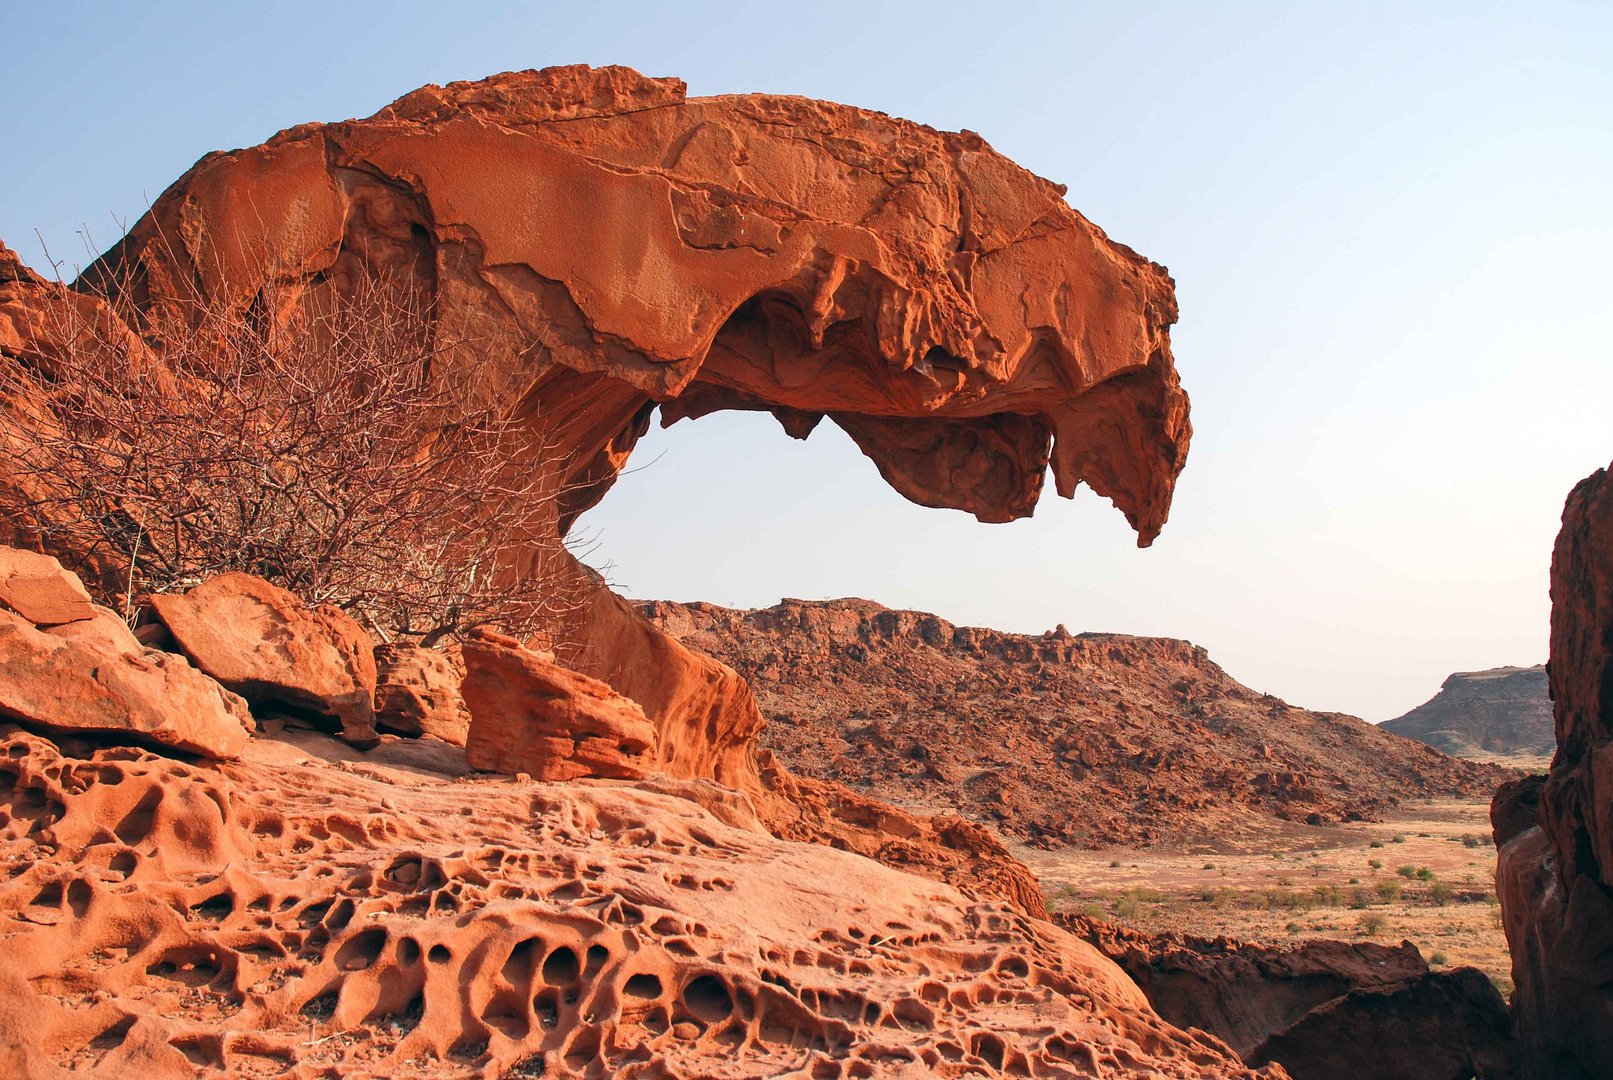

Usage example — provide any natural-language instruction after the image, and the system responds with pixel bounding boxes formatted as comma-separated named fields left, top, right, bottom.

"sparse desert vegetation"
left=1029, top=796, right=1512, bottom=993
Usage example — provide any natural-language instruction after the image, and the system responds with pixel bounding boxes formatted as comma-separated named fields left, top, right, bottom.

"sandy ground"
left=1022, top=796, right=1514, bottom=994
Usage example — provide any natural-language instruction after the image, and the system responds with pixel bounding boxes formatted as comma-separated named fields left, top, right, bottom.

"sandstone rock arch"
left=62, top=64, right=1190, bottom=800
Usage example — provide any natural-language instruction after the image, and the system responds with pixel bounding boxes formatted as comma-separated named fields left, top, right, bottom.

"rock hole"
left=565, top=1026, right=601, bottom=1068
left=971, top=1032, right=1006, bottom=1070
left=324, top=898, right=355, bottom=931
left=28, top=880, right=62, bottom=913
left=428, top=944, right=452, bottom=964
left=95, top=765, right=125, bottom=786
left=683, top=974, right=733, bottom=1023
left=533, top=989, right=560, bottom=1029
left=89, top=1014, right=135, bottom=1050
left=297, top=899, right=333, bottom=927
left=299, top=992, right=339, bottom=1021
left=507, top=1053, right=547, bottom=1077
left=624, top=973, right=663, bottom=1000
left=389, top=992, right=425, bottom=1035
left=584, top=943, right=609, bottom=976
left=502, top=937, right=542, bottom=986
left=114, top=788, right=162, bottom=845
left=108, top=850, right=138, bottom=878
left=146, top=948, right=222, bottom=987
left=384, top=854, right=446, bottom=892
left=891, top=998, right=934, bottom=1030
left=548, top=880, right=585, bottom=901
left=66, top=877, right=92, bottom=917
left=335, top=927, right=386, bottom=971
left=997, top=955, right=1030, bottom=979
left=190, top=892, right=233, bottom=922
left=541, top=946, right=579, bottom=986
left=169, top=1034, right=222, bottom=1067
left=448, top=1036, right=488, bottom=1061
left=396, top=936, right=421, bottom=966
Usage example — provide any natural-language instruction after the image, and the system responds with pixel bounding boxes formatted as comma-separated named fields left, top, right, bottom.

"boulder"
left=374, top=643, right=468, bottom=744
left=0, top=607, right=251, bottom=759
left=462, top=629, right=657, bottom=781
left=0, top=545, right=95, bottom=625
left=151, top=573, right=378, bottom=746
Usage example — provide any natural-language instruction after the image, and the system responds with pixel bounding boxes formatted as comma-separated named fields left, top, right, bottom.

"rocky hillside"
left=643, top=598, right=1512, bottom=848
left=1382, top=666, right=1553, bottom=759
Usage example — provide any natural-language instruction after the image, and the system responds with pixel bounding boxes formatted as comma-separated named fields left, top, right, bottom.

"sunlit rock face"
left=90, top=63, right=1189, bottom=542
left=1494, top=461, right=1613, bottom=1080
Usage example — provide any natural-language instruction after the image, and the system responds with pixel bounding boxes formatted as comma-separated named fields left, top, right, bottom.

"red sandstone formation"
left=1494, top=461, right=1613, bottom=1079
left=151, top=573, right=380, bottom=748
left=0, top=550, right=251, bottom=759
left=646, top=598, right=1510, bottom=847
left=1059, top=916, right=1514, bottom=1080
left=60, top=62, right=1191, bottom=802
left=462, top=629, right=658, bottom=781
left=0, top=725, right=1277, bottom=1079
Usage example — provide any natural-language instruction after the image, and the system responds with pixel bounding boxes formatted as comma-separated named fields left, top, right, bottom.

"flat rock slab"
left=0, top=608, right=251, bottom=758
left=0, top=547, right=96, bottom=626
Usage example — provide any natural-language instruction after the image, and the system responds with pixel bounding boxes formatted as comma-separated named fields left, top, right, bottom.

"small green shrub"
left=1357, top=912, right=1387, bottom=935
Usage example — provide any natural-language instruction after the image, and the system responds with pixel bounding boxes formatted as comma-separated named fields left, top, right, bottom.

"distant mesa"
left=1382, top=665, right=1553, bottom=760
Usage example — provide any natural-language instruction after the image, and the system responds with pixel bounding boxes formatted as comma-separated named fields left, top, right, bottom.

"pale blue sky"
left=4, top=2, right=1609, bottom=720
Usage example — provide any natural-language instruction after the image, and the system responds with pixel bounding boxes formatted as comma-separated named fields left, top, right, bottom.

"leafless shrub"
left=0, top=252, right=586, bottom=649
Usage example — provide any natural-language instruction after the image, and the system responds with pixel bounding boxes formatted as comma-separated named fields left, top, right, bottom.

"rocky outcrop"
left=26, top=63, right=1193, bottom=803
left=462, top=629, right=658, bottom=781
left=0, top=725, right=1277, bottom=1079
left=374, top=644, right=468, bottom=744
left=1384, top=666, right=1553, bottom=759
left=151, top=573, right=379, bottom=747
left=0, top=549, right=251, bottom=758
left=1060, top=916, right=1513, bottom=1079
left=646, top=598, right=1511, bottom=847
left=1494, top=461, right=1613, bottom=1079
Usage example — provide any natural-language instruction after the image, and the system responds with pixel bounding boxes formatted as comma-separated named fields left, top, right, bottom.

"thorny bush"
left=0, top=262, right=586, bottom=648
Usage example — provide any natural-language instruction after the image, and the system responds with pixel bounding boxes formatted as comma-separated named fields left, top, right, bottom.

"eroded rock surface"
left=0, top=726, right=1277, bottom=1079
left=1494, top=461, right=1613, bottom=1079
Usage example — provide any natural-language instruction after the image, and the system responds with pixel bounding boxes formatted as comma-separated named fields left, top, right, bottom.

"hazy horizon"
left=4, top=2, right=1609, bottom=722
